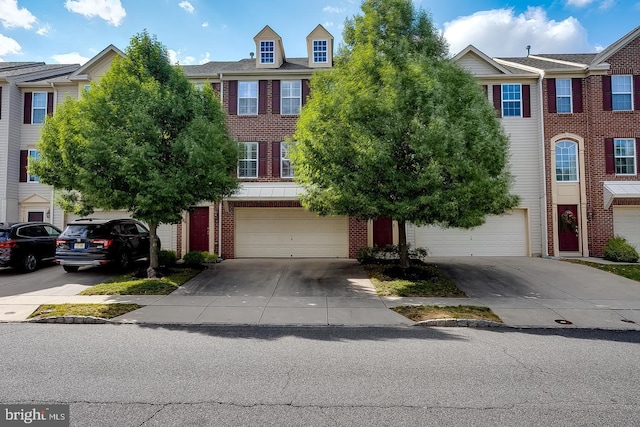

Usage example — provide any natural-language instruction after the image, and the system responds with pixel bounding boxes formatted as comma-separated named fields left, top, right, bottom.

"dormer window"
left=260, top=41, right=275, bottom=64
left=313, top=40, right=327, bottom=63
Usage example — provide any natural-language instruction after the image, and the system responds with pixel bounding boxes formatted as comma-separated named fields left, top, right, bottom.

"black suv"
left=0, top=222, right=62, bottom=273
left=55, top=218, right=157, bottom=272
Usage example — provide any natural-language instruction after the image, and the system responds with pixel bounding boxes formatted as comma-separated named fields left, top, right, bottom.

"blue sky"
left=0, top=0, right=638, bottom=65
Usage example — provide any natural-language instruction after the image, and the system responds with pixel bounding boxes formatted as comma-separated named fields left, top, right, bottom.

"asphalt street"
left=1, top=324, right=639, bottom=426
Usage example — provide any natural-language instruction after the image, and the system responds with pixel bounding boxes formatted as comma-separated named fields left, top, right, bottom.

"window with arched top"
left=555, top=141, right=578, bottom=182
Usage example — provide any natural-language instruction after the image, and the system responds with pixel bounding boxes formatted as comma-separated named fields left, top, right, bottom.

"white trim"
left=611, top=75, right=634, bottom=111
left=280, top=142, right=295, bottom=178
left=237, top=142, right=258, bottom=178
left=238, top=81, right=258, bottom=115
left=312, top=39, right=328, bottom=63
left=280, top=80, right=301, bottom=115
left=259, top=40, right=275, bottom=64
left=555, top=79, right=573, bottom=114
left=501, top=83, right=522, bottom=117
left=603, top=181, right=640, bottom=209
left=228, top=182, right=304, bottom=200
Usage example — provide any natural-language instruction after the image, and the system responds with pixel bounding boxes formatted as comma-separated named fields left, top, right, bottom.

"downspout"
left=537, top=72, right=549, bottom=257
left=218, top=73, right=224, bottom=259
left=49, top=82, right=58, bottom=227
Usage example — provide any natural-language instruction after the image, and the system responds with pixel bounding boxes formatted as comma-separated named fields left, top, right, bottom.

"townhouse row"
left=1, top=24, right=639, bottom=259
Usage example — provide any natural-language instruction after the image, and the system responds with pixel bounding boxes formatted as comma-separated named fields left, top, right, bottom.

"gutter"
left=218, top=73, right=224, bottom=259
left=537, top=72, right=549, bottom=257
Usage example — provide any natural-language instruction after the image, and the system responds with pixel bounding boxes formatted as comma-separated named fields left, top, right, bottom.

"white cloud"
left=324, top=21, right=334, bottom=28
left=567, top=0, right=614, bottom=8
left=52, top=52, right=90, bottom=65
left=167, top=49, right=195, bottom=65
left=443, top=7, right=592, bottom=57
left=64, top=0, right=126, bottom=27
left=179, top=1, right=195, bottom=13
left=36, top=24, right=51, bottom=36
left=0, top=0, right=37, bottom=29
left=0, top=32, right=22, bottom=56
left=199, top=52, right=210, bottom=64
left=323, top=6, right=345, bottom=13
left=566, top=0, right=595, bottom=5
left=202, top=21, right=209, bottom=28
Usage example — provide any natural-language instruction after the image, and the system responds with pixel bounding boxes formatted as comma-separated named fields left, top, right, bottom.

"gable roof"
left=591, top=25, right=640, bottom=65
left=452, top=45, right=513, bottom=75
left=69, top=44, right=124, bottom=80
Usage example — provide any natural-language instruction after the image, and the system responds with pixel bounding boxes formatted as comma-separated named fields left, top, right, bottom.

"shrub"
left=158, top=250, right=177, bottom=267
left=182, top=251, right=206, bottom=265
left=603, top=236, right=639, bottom=263
left=356, top=244, right=429, bottom=264
left=203, top=253, right=219, bottom=263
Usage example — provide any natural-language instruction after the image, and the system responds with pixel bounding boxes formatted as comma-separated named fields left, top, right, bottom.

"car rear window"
left=0, top=230, right=10, bottom=240
left=62, top=224, right=109, bottom=238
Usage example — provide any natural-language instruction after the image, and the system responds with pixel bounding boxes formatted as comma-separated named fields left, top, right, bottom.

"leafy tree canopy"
left=293, top=0, right=519, bottom=265
left=32, top=31, right=238, bottom=270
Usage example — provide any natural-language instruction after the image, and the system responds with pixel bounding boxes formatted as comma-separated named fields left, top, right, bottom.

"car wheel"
left=63, top=265, right=80, bottom=273
left=20, top=253, right=38, bottom=273
left=117, top=250, right=131, bottom=271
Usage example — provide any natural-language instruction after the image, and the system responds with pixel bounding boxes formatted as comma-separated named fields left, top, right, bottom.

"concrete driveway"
left=402, top=257, right=640, bottom=329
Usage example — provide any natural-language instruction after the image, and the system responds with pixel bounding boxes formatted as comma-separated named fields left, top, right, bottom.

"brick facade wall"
left=543, top=37, right=640, bottom=256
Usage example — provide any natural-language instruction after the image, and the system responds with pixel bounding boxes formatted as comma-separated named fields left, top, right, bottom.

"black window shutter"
left=634, top=75, right=640, bottom=111
left=258, top=142, right=267, bottom=177
left=605, top=138, right=614, bottom=174
left=272, top=142, right=281, bottom=178
left=492, top=85, right=502, bottom=117
left=637, top=138, right=640, bottom=173
left=522, top=85, right=531, bottom=118
left=0, top=86, right=2, bottom=120
left=302, top=79, right=310, bottom=106
left=227, top=81, right=237, bottom=115
left=272, top=80, right=280, bottom=114
left=211, top=82, right=221, bottom=96
left=572, top=78, right=583, bottom=113
left=46, top=92, right=54, bottom=116
left=258, top=80, right=267, bottom=114
left=23, top=92, right=32, bottom=124
left=602, top=76, right=612, bottom=111
left=19, top=150, right=28, bottom=182
left=547, top=79, right=556, bottom=113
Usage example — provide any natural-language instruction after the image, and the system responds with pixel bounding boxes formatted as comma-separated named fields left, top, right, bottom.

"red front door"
left=189, top=207, right=209, bottom=252
left=373, top=217, right=393, bottom=247
left=557, top=205, right=579, bottom=252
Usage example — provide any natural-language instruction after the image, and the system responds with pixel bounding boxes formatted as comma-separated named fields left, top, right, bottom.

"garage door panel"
left=236, top=208, right=348, bottom=258
left=613, top=208, right=640, bottom=251
left=413, top=210, right=528, bottom=256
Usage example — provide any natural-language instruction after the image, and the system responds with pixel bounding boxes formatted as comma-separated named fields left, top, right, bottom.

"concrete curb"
left=414, top=318, right=506, bottom=327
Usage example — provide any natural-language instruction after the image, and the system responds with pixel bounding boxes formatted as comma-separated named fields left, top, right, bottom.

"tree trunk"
left=148, top=220, right=159, bottom=278
left=398, top=220, right=409, bottom=268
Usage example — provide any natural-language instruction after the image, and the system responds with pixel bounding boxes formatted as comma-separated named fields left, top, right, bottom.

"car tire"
left=20, top=253, right=38, bottom=273
left=63, top=265, right=80, bottom=273
left=117, top=250, right=131, bottom=271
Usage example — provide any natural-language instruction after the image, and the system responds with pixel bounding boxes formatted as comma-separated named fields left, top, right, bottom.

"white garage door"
left=411, top=209, right=528, bottom=256
left=235, top=208, right=348, bottom=258
left=613, top=207, right=640, bottom=251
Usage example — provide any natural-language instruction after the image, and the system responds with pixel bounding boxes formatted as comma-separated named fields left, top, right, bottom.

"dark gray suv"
left=0, top=222, right=62, bottom=273
left=55, top=218, right=157, bottom=272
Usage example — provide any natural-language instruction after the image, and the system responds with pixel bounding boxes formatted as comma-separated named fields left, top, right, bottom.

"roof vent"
left=526, top=45, right=531, bottom=56
left=250, top=52, right=255, bottom=59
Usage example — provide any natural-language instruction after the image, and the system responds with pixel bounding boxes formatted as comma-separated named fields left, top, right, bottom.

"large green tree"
left=294, top=0, right=519, bottom=267
left=32, top=31, right=238, bottom=275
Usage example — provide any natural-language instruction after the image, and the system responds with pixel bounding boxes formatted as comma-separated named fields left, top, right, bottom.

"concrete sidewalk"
left=0, top=257, right=639, bottom=329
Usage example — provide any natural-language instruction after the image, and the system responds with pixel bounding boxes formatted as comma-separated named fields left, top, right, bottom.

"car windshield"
left=63, top=224, right=109, bottom=239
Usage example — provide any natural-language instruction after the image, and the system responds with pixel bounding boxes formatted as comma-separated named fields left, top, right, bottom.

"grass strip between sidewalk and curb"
left=364, top=263, right=466, bottom=297
left=29, top=303, right=142, bottom=319
left=392, top=305, right=502, bottom=323
left=563, top=259, right=640, bottom=282
left=79, top=268, right=201, bottom=295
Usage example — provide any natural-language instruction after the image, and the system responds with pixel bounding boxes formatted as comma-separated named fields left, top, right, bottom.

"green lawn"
left=29, top=303, right=142, bottom=319
left=564, top=259, right=640, bottom=282
left=80, top=268, right=201, bottom=295
left=364, top=262, right=466, bottom=297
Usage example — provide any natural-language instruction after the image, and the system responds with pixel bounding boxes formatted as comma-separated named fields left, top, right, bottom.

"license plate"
left=72, top=243, right=86, bottom=250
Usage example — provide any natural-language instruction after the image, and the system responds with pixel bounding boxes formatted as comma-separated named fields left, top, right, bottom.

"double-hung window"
left=556, top=79, right=572, bottom=114
left=614, top=138, right=636, bottom=175
left=260, top=41, right=274, bottom=64
left=612, top=75, right=633, bottom=111
left=31, top=92, right=47, bottom=124
left=238, top=142, right=258, bottom=178
left=27, top=149, right=40, bottom=183
left=502, top=84, right=521, bottom=117
left=313, top=40, right=328, bottom=63
left=281, top=80, right=301, bottom=115
left=281, top=142, right=294, bottom=178
left=238, top=82, right=258, bottom=115
left=555, top=141, right=578, bottom=182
